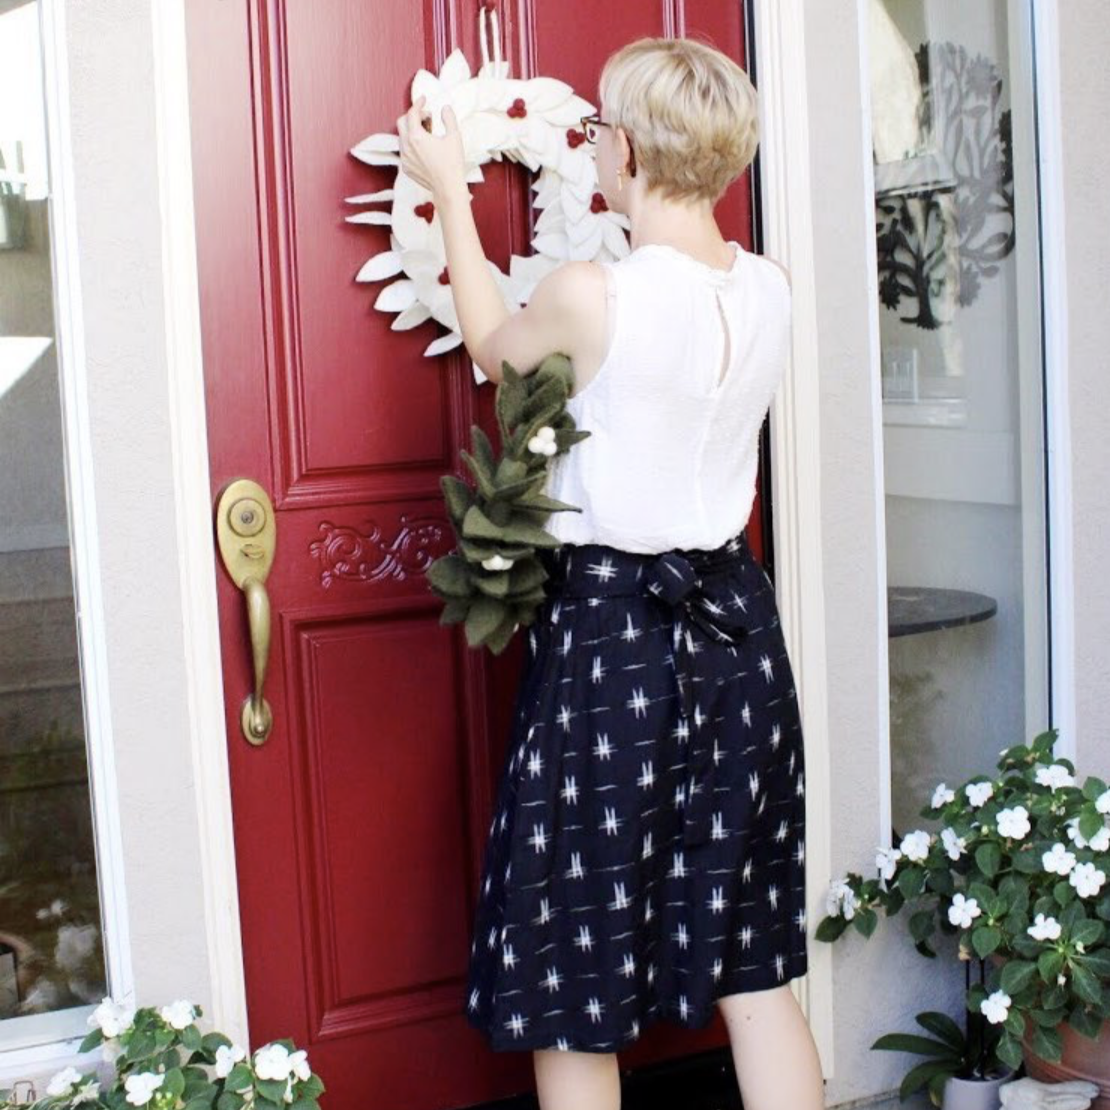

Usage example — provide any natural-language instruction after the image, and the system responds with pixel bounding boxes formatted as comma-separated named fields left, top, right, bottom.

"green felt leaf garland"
left=425, top=352, right=590, bottom=654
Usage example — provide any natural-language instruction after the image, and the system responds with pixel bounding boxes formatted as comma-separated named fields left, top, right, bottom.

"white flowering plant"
left=817, top=728, right=1110, bottom=1091
left=0, top=996, right=325, bottom=1110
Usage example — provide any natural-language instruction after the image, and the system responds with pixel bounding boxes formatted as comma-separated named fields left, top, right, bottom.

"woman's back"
left=544, top=239, right=793, bottom=554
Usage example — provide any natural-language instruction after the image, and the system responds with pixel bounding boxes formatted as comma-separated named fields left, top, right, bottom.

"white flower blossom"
left=825, top=878, right=858, bottom=921
left=875, top=846, right=902, bottom=883
left=124, top=1072, right=164, bottom=1107
left=55, top=923, right=99, bottom=973
left=1096, top=788, right=1110, bottom=815
left=1068, top=861, right=1107, bottom=899
left=1035, top=763, right=1075, bottom=791
left=35, top=898, right=68, bottom=921
left=980, top=989, right=1012, bottom=1025
left=1065, top=816, right=1110, bottom=852
left=948, top=892, right=982, bottom=928
left=72, top=1079, right=101, bottom=1105
left=254, top=1042, right=295, bottom=1081
left=940, top=827, right=967, bottom=861
left=899, top=829, right=932, bottom=863
left=87, top=996, right=136, bottom=1039
left=965, top=781, right=994, bottom=807
left=46, top=1066, right=83, bottom=1096
left=1027, top=912, right=1061, bottom=941
left=1043, top=842, right=1077, bottom=875
left=159, top=998, right=197, bottom=1030
left=1057, top=971, right=1067, bottom=985
left=480, top=554, right=514, bottom=571
left=288, top=1049, right=312, bottom=1081
left=527, top=425, right=558, bottom=456
left=996, top=805, right=1031, bottom=840
left=931, top=782, right=956, bottom=809
left=215, top=1043, right=248, bottom=1078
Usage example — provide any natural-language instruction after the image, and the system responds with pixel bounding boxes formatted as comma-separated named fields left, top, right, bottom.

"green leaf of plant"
left=1037, top=949, right=1065, bottom=981
left=972, top=925, right=1002, bottom=959
left=1072, top=919, right=1105, bottom=947
left=1000, top=958, right=1036, bottom=995
left=852, top=907, right=878, bottom=938
left=1070, top=961, right=1103, bottom=1005
left=870, top=1032, right=957, bottom=1057
left=898, top=865, right=926, bottom=899
left=913, top=1011, right=965, bottom=1051
left=1031, top=1023, right=1063, bottom=1062
left=814, top=915, right=850, bottom=942
left=975, top=842, right=1001, bottom=879
left=897, top=1059, right=958, bottom=1102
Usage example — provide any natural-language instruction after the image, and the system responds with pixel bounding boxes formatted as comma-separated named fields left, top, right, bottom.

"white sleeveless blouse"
left=543, top=239, right=793, bottom=554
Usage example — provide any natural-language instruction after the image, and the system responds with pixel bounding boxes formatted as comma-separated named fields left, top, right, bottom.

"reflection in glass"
left=867, top=0, right=1049, bottom=840
left=0, top=0, right=107, bottom=1029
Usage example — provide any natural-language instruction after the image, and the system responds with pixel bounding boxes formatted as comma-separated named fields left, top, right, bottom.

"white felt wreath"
left=346, top=7, right=631, bottom=385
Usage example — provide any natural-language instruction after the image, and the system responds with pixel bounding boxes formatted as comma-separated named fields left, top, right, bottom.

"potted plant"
left=817, top=727, right=1110, bottom=1107
left=0, top=995, right=326, bottom=1109
left=871, top=1008, right=1015, bottom=1108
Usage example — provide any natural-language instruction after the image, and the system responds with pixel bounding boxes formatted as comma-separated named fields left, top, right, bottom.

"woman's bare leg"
left=533, top=1049, right=621, bottom=1110
left=717, top=983, right=825, bottom=1110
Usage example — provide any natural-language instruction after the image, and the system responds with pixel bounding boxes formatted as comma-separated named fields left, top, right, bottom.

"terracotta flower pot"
left=1021, top=1013, right=1110, bottom=1109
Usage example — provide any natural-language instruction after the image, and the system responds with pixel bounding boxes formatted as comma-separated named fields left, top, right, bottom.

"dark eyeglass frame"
left=580, top=113, right=637, bottom=177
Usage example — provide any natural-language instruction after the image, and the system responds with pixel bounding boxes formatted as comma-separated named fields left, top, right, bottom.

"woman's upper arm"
left=478, top=261, right=605, bottom=383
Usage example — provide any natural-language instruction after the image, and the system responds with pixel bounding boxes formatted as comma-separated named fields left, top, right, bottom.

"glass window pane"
left=0, top=0, right=108, bottom=1034
left=867, top=0, right=1050, bottom=841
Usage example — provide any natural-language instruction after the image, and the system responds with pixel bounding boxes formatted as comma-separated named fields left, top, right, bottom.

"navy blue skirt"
left=463, top=526, right=808, bottom=1053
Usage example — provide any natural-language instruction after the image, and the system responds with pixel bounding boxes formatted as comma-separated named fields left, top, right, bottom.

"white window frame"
left=0, top=0, right=134, bottom=1077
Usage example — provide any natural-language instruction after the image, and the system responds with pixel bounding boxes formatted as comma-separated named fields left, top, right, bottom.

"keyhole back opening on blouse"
left=713, top=287, right=733, bottom=390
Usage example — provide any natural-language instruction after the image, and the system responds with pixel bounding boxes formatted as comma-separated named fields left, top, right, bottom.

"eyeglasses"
left=580, top=113, right=637, bottom=177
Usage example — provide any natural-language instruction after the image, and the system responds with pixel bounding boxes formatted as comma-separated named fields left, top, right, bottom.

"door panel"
left=186, top=2, right=759, bottom=1106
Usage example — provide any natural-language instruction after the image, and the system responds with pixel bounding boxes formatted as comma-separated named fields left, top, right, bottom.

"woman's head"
left=596, top=36, right=759, bottom=209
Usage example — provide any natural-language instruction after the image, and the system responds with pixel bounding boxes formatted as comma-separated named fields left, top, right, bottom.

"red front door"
left=187, top=3, right=761, bottom=1107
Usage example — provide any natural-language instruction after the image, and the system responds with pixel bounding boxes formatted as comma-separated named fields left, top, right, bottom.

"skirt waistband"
left=540, top=527, right=757, bottom=600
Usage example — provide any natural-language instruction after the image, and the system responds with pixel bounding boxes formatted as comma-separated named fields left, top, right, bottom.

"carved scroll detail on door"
left=310, top=516, right=447, bottom=588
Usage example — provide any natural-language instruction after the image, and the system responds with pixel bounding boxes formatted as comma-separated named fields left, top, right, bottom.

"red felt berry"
left=590, top=191, right=608, bottom=214
left=566, top=128, right=586, bottom=148
left=414, top=201, right=435, bottom=223
left=438, top=267, right=450, bottom=285
left=507, top=98, right=527, bottom=119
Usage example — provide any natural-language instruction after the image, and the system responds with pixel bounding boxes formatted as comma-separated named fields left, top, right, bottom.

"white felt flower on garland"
left=346, top=15, right=630, bottom=385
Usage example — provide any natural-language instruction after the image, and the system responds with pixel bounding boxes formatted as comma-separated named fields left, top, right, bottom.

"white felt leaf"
left=472, top=358, right=491, bottom=385
left=391, top=302, right=433, bottom=330
left=345, top=189, right=395, bottom=204
left=356, top=251, right=404, bottom=282
left=351, top=132, right=400, bottom=154
left=374, top=279, right=417, bottom=312
left=424, top=331, right=464, bottom=357
left=439, top=48, right=473, bottom=90
left=351, top=146, right=401, bottom=168
left=531, top=233, right=570, bottom=260
left=345, top=211, right=393, bottom=225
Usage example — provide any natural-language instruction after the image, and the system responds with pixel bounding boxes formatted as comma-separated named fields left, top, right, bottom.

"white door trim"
left=751, top=0, right=836, bottom=1078
left=150, top=0, right=249, bottom=1044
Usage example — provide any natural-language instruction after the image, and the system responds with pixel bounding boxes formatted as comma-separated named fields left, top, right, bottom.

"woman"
left=399, top=35, right=823, bottom=1110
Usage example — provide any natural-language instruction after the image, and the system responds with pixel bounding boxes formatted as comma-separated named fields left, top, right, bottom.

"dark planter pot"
left=1021, top=1013, right=1110, bottom=1109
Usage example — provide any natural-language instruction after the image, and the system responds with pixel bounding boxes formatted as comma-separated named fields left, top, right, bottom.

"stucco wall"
left=1059, top=1, right=1110, bottom=773
left=64, top=0, right=217, bottom=1011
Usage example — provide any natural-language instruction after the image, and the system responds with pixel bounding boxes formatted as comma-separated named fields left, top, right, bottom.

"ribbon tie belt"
left=641, top=549, right=753, bottom=848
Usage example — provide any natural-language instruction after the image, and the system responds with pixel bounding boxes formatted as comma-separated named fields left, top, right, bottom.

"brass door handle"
left=216, top=479, right=276, bottom=745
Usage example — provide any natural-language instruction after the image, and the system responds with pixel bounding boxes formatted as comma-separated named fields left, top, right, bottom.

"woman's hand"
left=397, top=94, right=468, bottom=201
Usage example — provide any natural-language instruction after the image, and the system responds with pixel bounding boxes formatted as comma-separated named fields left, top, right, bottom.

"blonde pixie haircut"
left=599, top=36, right=759, bottom=205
